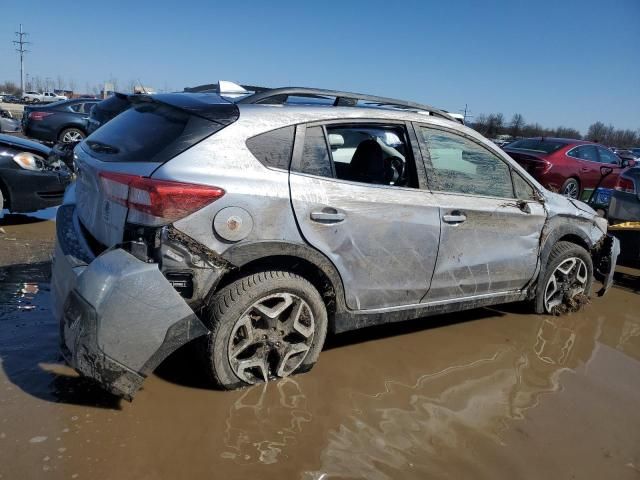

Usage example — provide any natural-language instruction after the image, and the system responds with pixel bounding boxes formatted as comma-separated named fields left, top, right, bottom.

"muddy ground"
left=1, top=211, right=639, bottom=479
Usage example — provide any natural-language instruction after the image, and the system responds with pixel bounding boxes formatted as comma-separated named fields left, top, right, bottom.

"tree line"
left=472, top=113, right=639, bottom=148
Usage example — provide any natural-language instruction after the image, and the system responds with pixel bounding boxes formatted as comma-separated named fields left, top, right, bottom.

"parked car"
left=1, top=95, right=22, bottom=104
left=630, top=148, right=640, bottom=158
left=52, top=85, right=618, bottom=399
left=608, top=167, right=640, bottom=224
left=22, top=98, right=99, bottom=143
left=22, top=91, right=68, bottom=104
left=504, top=138, right=631, bottom=200
left=86, top=92, right=132, bottom=134
left=0, top=109, right=20, bottom=133
left=0, top=134, right=72, bottom=213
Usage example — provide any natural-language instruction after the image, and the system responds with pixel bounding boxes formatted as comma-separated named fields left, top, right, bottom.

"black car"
left=86, top=92, right=132, bottom=134
left=0, top=134, right=72, bottom=213
left=22, top=98, right=99, bottom=143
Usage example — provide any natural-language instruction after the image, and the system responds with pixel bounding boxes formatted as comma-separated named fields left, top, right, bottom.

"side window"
left=69, top=103, right=83, bottom=113
left=597, top=147, right=619, bottom=164
left=512, top=170, right=537, bottom=200
left=568, top=145, right=598, bottom=162
left=246, top=126, right=295, bottom=170
left=325, top=125, right=418, bottom=188
left=419, top=127, right=514, bottom=198
left=297, top=126, right=333, bottom=177
left=83, top=102, right=97, bottom=114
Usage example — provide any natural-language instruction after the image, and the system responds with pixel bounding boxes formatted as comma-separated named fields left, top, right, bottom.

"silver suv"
left=52, top=85, right=619, bottom=399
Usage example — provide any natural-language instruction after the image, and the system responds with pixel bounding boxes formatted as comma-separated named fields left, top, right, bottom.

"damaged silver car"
left=52, top=83, right=619, bottom=399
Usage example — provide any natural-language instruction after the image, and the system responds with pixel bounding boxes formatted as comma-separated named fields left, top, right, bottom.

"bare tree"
left=509, top=113, right=525, bottom=138
left=56, top=75, right=66, bottom=92
left=68, top=78, right=76, bottom=95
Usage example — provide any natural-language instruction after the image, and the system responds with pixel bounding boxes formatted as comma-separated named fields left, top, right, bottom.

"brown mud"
left=1, top=212, right=639, bottom=479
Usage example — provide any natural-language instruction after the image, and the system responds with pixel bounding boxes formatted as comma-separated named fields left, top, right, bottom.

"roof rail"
left=237, top=87, right=455, bottom=121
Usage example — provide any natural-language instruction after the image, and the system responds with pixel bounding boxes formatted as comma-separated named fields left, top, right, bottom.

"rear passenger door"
left=416, top=125, right=547, bottom=302
left=289, top=121, right=441, bottom=311
left=566, top=145, right=600, bottom=193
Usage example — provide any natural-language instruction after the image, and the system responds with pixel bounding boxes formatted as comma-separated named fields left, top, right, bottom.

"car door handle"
left=310, top=209, right=345, bottom=223
left=442, top=211, right=467, bottom=224
left=580, top=167, right=589, bottom=172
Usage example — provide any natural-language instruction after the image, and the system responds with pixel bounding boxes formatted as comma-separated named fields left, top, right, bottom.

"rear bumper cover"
left=53, top=204, right=209, bottom=399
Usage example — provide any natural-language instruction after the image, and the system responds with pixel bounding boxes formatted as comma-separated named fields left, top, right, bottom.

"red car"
left=504, top=138, right=633, bottom=199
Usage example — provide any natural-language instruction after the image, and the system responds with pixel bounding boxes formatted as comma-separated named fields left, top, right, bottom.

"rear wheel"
left=535, top=241, right=593, bottom=315
left=201, top=271, right=328, bottom=390
left=561, top=178, right=580, bottom=199
left=59, top=128, right=85, bottom=143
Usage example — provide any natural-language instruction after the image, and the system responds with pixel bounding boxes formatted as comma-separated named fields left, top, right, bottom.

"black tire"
left=561, top=177, right=580, bottom=199
left=535, top=241, right=593, bottom=314
left=58, top=127, right=86, bottom=143
left=201, top=271, right=328, bottom=390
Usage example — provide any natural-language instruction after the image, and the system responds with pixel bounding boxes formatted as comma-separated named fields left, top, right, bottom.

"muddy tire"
left=535, top=241, right=593, bottom=315
left=201, top=271, right=328, bottom=390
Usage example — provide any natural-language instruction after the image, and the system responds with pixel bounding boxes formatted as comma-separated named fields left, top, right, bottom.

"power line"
left=13, top=24, right=31, bottom=96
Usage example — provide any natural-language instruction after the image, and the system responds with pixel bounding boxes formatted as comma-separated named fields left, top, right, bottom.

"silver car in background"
left=52, top=83, right=619, bottom=399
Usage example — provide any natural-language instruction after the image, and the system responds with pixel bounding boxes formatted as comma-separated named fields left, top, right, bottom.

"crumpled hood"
left=543, top=190, right=596, bottom=218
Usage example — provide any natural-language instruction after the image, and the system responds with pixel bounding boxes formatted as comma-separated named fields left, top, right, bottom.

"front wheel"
left=535, top=241, right=593, bottom=315
left=59, top=128, right=86, bottom=143
left=201, top=271, right=328, bottom=390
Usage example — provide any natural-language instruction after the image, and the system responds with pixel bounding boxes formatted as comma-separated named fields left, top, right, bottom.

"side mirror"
left=600, top=165, right=614, bottom=176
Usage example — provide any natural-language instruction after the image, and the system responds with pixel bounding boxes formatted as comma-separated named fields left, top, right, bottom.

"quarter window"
left=298, top=126, right=333, bottom=178
left=419, top=127, right=514, bottom=198
left=246, top=126, right=295, bottom=170
left=512, top=170, right=537, bottom=200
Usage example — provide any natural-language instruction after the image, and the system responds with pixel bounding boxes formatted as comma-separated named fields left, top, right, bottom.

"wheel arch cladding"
left=220, top=241, right=347, bottom=331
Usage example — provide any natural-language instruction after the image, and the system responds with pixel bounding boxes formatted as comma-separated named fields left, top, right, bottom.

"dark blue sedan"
left=22, top=98, right=99, bottom=143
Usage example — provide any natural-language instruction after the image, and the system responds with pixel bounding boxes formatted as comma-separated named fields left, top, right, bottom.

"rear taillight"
left=29, top=111, right=54, bottom=121
left=615, top=177, right=635, bottom=194
left=99, top=171, right=225, bottom=226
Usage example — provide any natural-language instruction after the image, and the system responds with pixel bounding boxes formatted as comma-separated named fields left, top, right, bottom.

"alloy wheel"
left=562, top=180, right=579, bottom=199
left=227, top=292, right=315, bottom=384
left=543, top=257, right=588, bottom=313
left=61, top=130, right=84, bottom=142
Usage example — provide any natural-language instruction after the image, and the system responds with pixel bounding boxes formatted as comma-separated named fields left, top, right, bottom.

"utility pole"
left=459, top=103, right=473, bottom=124
left=13, top=24, right=30, bottom=96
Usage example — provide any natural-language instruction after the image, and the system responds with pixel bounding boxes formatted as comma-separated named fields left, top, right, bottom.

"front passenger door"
left=417, top=125, right=547, bottom=302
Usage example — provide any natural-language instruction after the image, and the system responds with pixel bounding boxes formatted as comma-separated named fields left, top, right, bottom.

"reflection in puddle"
left=221, top=378, right=312, bottom=465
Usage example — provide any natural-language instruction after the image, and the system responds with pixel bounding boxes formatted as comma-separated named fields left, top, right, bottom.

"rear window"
left=507, top=139, right=567, bottom=154
left=82, top=101, right=223, bottom=163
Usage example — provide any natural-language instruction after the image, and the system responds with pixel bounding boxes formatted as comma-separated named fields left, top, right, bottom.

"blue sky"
left=1, top=0, right=638, bottom=133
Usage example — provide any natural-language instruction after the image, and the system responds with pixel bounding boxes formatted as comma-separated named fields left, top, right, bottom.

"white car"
left=22, top=91, right=68, bottom=103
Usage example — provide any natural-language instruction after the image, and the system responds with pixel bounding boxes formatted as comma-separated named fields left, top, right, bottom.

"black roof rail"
left=237, top=87, right=455, bottom=121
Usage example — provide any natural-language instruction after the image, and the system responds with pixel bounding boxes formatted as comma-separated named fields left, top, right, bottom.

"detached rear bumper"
left=53, top=204, right=209, bottom=399
left=594, top=234, right=620, bottom=297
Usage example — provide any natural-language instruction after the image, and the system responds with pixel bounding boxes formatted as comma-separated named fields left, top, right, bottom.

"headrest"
left=328, top=133, right=344, bottom=148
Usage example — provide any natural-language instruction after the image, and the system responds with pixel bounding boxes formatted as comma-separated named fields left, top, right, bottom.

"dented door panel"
left=290, top=174, right=441, bottom=310
left=424, top=193, right=546, bottom=301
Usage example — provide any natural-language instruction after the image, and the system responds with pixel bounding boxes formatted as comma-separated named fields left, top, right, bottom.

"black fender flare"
left=221, top=240, right=348, bottom=313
